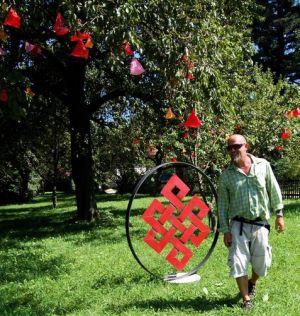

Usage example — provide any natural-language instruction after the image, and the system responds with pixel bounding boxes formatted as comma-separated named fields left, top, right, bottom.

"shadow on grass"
left=114, top=294, right=240, bottom=313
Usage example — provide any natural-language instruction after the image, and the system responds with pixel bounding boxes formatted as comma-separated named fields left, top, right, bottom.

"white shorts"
left=228, top=220, right=272, bottom=278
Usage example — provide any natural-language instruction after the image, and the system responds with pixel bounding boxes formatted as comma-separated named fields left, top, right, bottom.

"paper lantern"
left=130, top=58, right=145, bottom=76
left=165, top=107, right=175, bottom=119
left=280, top=129, right=290, bottom=140
left=183, top=109, right=201, bottom=128
left=123, top=41, right=134, bottom=56
left=0, top=48, right=5, bottom=56
left=133, top=137, right=139, bottom=144
left=292, top=107, right=300, bottom=117
left=0, top=89, right=8, bottom=102
left=171, top=157, right=177, bottom=162
left=54, top=12, right=69, bottom=36
left=4, top=8, right=21, bottom=29
left=0, top=30, right=8, bottom=41
left=70, top=40, right=89, bottom=59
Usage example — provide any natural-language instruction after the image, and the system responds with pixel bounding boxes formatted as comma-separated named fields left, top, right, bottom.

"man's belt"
left=232, top=216, right=270, bottom=235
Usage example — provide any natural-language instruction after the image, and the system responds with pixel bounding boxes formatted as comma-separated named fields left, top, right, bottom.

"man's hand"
left=223, top=232, right=232, bottom=247
left=275, top=216, right=285, bottom=233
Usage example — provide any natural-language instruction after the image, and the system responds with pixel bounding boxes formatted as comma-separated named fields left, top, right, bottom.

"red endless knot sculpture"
left=142, top=174, right=211, bottom=271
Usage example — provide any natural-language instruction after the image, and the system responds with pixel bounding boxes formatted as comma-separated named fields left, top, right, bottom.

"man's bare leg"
left=236, top=275, right=251, bottom=301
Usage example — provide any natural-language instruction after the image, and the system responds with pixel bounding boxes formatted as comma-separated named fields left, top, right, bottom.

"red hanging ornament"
left=280, top=129, right=290, bottom=140
left=4, top=8, right=21, bottom=29
left=171, top=157, right=177, bottom=162
left=183, top=132, right=189, bottom=139
left=133, top=137, right=139, bottom=145
left=70, top=40, right=89, bottom=59
left=185, top=72, right=193, bottom=80
left=183, top=109, right=202, bottom=128
left=275, top=145, right=284, bottom=152
left=0, top=89, right=8, bottom=102
left=70, top=32, right=90, bottom=42
left=122, top=41, right=134, bottom=56
left=292, top=107, right=300, bottom=117
left=54, top=12, right=69, bottom=36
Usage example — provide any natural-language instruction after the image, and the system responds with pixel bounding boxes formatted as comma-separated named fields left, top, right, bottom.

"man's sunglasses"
left=226, top=143, right=245, bottom=151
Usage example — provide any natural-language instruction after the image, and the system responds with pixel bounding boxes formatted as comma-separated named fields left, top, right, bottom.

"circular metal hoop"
left=125, top=161, right=219, bottom=282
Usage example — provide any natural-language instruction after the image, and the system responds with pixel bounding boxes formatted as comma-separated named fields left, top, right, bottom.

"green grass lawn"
left=0, top=193, right=299, bottom=316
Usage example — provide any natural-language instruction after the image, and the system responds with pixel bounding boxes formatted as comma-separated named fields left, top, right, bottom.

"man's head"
left=227, top=134, right=248, bottom=165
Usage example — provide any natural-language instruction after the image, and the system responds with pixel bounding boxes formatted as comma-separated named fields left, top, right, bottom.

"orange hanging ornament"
left=85, top=38, right=94, bottom=48
left=165, top=107, right=175, bottom=119
left=70, top=40, right=89, bottom=59
left=0, top=29, right=8, bottom=41
left=4, top=8, right=21, bottom=29
left=183, top=109, right=201, bottom=128
left=54, top=12, right=69, bottom=36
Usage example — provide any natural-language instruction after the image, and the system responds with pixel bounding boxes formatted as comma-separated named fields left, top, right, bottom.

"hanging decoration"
left=280, top=129, right=291, bottom=140
left=133, top=137, right=139, bottom=144
left=185, top=72, right=193, bottom=80
left=70, top=32, right=91, bottom=42
left=25, top=87, right=35, bottom=97
left=147, top=145, right=158, bottom=157
left=85, top=38, right=94, bottom=48
left=0, top=89, right=8, bottom=102
left=292, top=107, right=300, bottom=117
left=183, top=109, right=201, bottom=128
left=70, top=40, right=89, bottom=59
left=130, top=58, right=145, bottom=76
left=4, top=8, right=21, bottom=29
left=54, top=12, right=69, bottom=36
left=275, top=145, right=284, bottom=152
left=171, top=157, right=177, bottom=162
left=0, top=29, right=8, bottom=41
left=183, top=132, right=189, bottom=139
left=123, top=41, right=134, bottom=56
left=0, top=47, right=5, bottom=56
left=165, top=107, right=175, bottom=119
left=25, top=42, right=42, bottom=55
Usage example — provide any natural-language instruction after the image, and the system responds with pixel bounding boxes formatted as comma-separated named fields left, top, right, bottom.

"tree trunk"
left=19, top=168, right=30, bottom=203
left=67, top=58, right=98, bottom=221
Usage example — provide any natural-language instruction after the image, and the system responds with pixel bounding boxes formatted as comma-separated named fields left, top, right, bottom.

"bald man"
left=217, top=134, right=284, bottom=310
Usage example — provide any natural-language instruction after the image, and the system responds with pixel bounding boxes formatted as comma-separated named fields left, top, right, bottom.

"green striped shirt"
left=217, top=155, right=283, bottom=233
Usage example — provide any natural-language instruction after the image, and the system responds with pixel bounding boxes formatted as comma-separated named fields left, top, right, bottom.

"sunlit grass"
left=0, top=194, right=299, bottom=315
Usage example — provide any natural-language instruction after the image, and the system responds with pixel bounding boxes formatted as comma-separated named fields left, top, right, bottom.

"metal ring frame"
left=125, top=161, right=219, bottom=282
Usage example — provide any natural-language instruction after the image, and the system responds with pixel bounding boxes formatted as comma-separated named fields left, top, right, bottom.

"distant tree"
left=252, top=0, right=300, bottom=82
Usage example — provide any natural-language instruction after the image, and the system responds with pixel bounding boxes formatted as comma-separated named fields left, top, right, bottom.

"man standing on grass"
left=217, top=134, right=285, bottom=310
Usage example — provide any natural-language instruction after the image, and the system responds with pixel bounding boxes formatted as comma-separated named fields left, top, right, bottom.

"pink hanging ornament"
left=54, top=12, right=69, bottom=36
left=25, top=42, right=41, bottom=55
left=130, top=58, right=145, bottom=76
left=4, top=8, right=21, bottom=29
left=184, top=109, right=202, bottom=128
left=0, top=48, right=5, bottom=56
